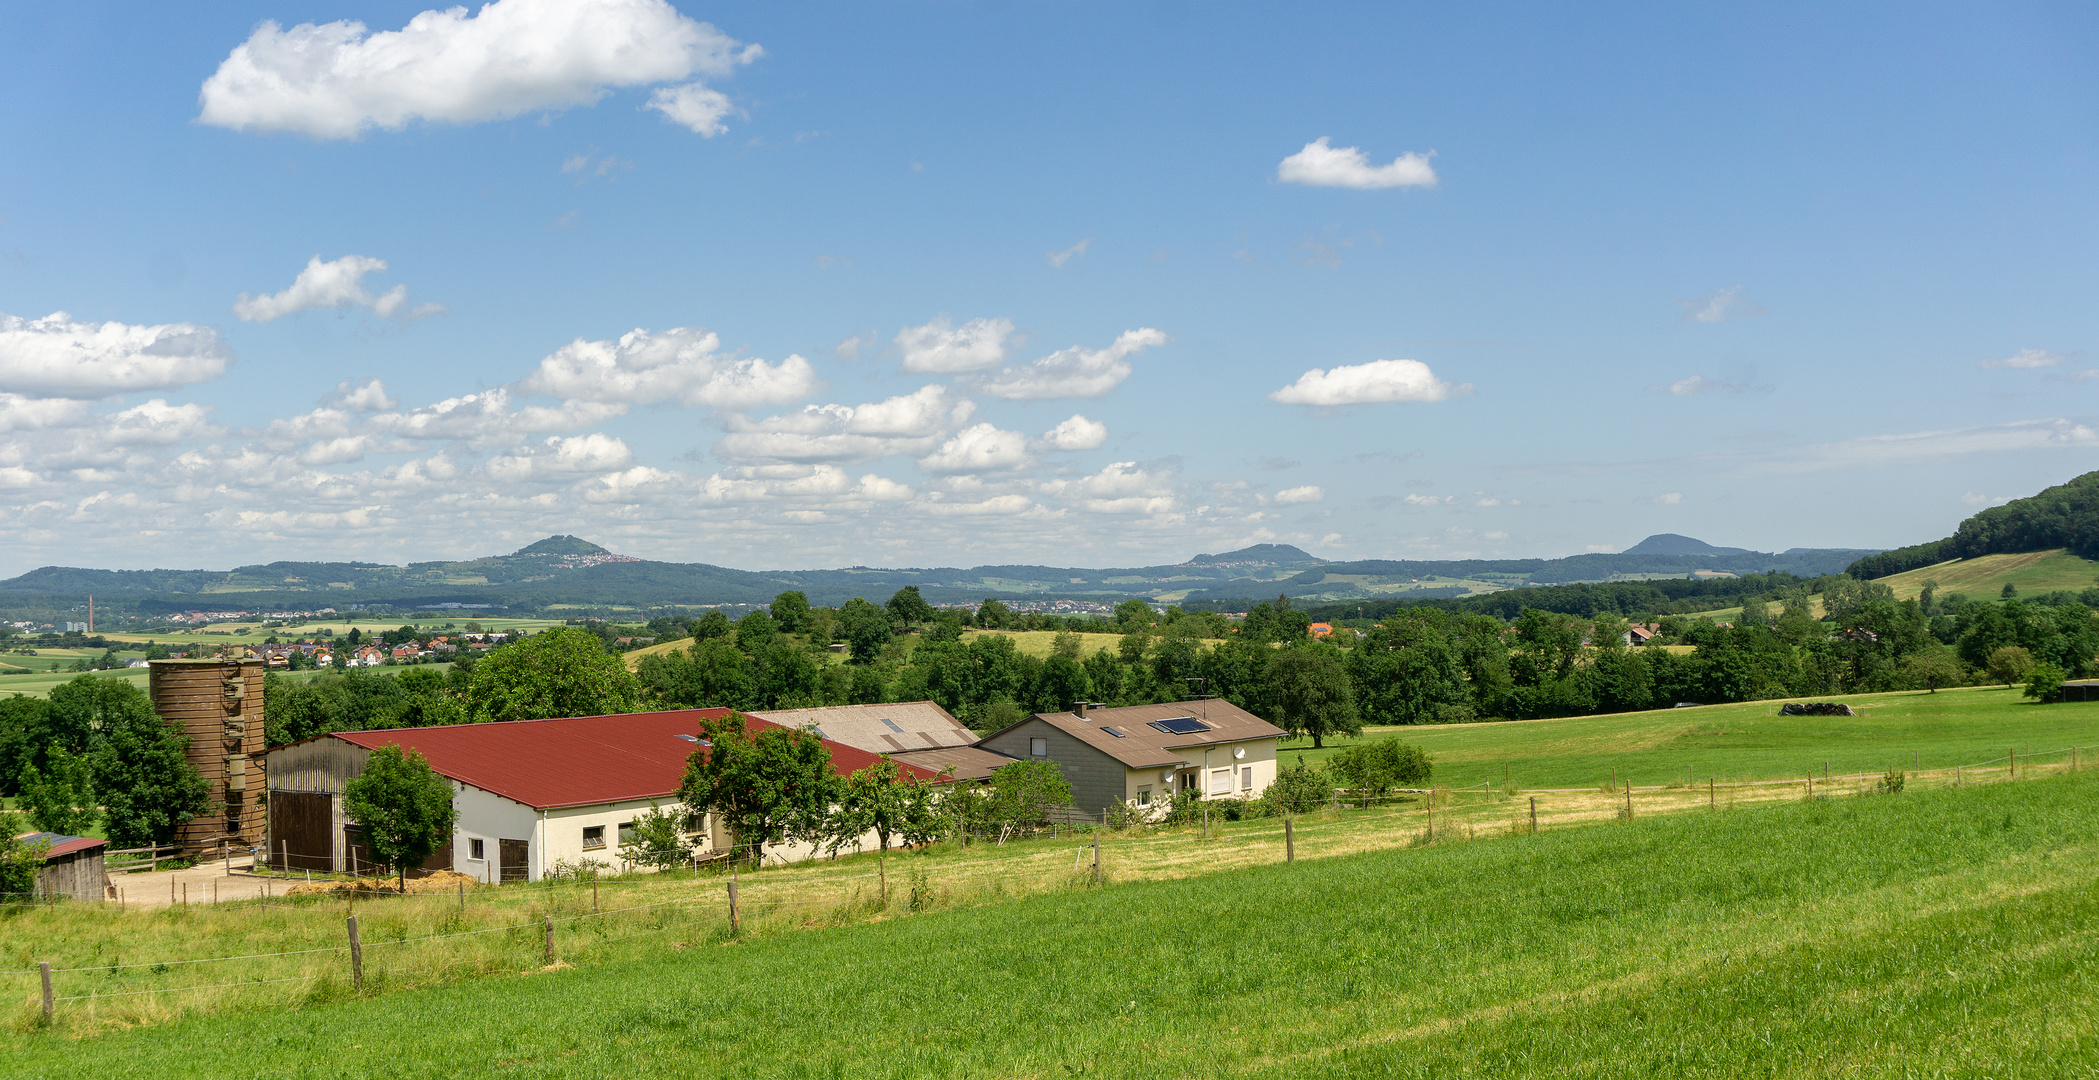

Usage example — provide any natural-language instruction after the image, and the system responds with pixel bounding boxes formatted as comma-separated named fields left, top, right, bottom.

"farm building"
left=260, top=709, right=942, bottom=881
left=15, top=832, right=107, bottom=903
left=977, top=701, right=1287, bottom=821
left=747, top=700, right=1019, bottom=781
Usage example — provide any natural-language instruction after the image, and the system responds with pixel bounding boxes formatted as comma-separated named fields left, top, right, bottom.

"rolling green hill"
left=1849, top=469, right=2099, bottom=579
left=1874, top=548, right=2099, bottom=601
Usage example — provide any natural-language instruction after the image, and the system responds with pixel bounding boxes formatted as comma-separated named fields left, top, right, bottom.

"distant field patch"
left=1875, top=548, right=2099, bottom=600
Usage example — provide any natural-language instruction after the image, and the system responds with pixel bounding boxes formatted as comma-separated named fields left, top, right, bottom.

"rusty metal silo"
left=149, top=658, right=266, bottom=855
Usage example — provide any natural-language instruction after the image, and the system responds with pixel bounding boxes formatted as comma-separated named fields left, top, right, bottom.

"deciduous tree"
left=678, top=713, right=838, bottom=866
left=341, top=744, right=458, bottom=892
left=467, top=626, right=637, bottom=723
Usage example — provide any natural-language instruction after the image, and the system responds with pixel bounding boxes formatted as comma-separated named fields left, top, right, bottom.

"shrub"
left=1257, top=756, right=1333, bottom=815
left=2025, top=662, right=2067, bottom=703
left=1327, top=739, right=1433, bottom=803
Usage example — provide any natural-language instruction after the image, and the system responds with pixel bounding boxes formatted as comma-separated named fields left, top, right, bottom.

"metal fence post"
left=346, top=915, right=363, bottom=992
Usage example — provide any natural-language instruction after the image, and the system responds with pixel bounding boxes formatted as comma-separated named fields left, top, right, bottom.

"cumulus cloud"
left=233, top=255, right=444, bottom=322
left=486, top=433, right=634, bottom=480
left=1035, top=414, right=1107, bottom=451
left=1676, top=286, right=1763, bottom=323
left=1273, top=485, right=1324, bottom=505
left=917, top=423, right=1030, bottom=474
left=102, top=400, right=217, bottom=446
left=714, top=384, right=974, bottom=464
left=895, top=316, right=1014, bottom=374
left=1402, top=494, right=1455, bottom=506
left=376, top=388, right=626, bottom=448
left=0, top=312, right=232, bottom=398
left=518, top=327, right=818, bottom=409
left=197, top=0, right=762, bottom=139
left=978, top=328, right=1167, bottom=400
left=1268, top=358, right=1466, bottom=406
left=1047, top=239, right=1092, bottom=268
left=1277, top=137, right=1437, bottom=189
left=1961, top=492, right=2014, bottom=507
left=324, top=378, right=398, bottom=412
left=0, top=394, right=92, bottom=434
left=1981, top=348, right=2064, bottom=370
left=1653, top=492, right=1683, bottom=504
left=1042, top=461, right=1177, bottom=515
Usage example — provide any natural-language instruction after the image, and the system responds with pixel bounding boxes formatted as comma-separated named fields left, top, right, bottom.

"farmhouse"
left=747, top=700, right=1019, bottom=781
left=261, top=709, right=939, bottom=881
left=978, top=701, right=1286, bottom=821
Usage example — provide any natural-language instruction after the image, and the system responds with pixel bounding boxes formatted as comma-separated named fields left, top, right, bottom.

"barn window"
left=1241, top=766, right=1254, bottom=791
left=1030, top=737, right=1048, bottom=758
left=582, top=825, right=606, bottom=850
left=468, top=838, right=485, bottom=861
left=617, top=821, right=636, bottom=845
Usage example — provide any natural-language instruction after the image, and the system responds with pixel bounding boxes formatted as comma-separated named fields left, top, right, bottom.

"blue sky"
left=1, top=1, right=2095, bottom=575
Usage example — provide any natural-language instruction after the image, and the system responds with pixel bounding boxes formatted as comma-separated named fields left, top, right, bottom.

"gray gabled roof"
left=746, top=700, right=976, bottom=755
left=990, top=700, right=1286, bottom=770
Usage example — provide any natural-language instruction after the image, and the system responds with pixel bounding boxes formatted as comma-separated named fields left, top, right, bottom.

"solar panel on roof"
left=1147, top=717, right=1211, bottom=735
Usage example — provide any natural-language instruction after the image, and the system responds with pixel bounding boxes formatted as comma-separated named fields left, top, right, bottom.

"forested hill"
left=1848, top=471, right=2099, bottom=579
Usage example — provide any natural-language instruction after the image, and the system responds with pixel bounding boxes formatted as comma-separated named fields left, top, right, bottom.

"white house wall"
left=1121, top=737, right=1279, bottom=819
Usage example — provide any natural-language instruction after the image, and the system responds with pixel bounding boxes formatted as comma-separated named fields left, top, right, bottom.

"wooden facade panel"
left=153, top=659, right=266, bottom=854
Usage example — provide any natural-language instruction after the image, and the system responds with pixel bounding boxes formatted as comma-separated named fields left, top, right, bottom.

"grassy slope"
left=1281, top=685, right=2099, bottom=787
left=1874, top=547, right=2099, bottom=600
left=15, top=771, right=2097, bottom=1078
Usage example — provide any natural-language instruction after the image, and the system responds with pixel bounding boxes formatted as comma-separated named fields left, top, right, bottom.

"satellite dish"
left=1234, top=747, right=1246, bottom=759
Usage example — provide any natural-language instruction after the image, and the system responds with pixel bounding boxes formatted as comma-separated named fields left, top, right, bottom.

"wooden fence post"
left=346, top=915, right=363, bottom=992
left=591, top=871, right=598, bottom=913
left=543, top=916, right=554, bottom=965
left=1285, top=818, right=1295, bottom=862
left=39, top=962, right=52, bottom=1023
left=727, top=879, right=739, bottom=935
left=1092, top=832, right=1101, bottom=885
left=459, top=880, right=465, bottom=912
left=1529, top=796, right=1538, bottom=834
left=1709, top=779, right=1715, bottom=808
left=1623, top=782, right=1632, bottom=821
left=2009, top=748, right=2016, bottom=780
left=1202, top=806, right=1209, bottom=839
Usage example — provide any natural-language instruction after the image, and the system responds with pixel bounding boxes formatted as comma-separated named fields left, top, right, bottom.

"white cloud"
left=1041, top=461, right=1178, bottom=515
left=714, top=384, right=974, bottom=464
left=1653, top=492, right=1683, bottom=504
left=1664, top=375, right=1739, bottom=396
left=1484, top=531, right=1509, bottom=541
left=198, top=0, right=762, bottom=139
left=647, top=82, right=738, bottom=136
left=376, top=388, right=626, bottom=448
left=486, top=433, right=634, bottom=480
left=1274, top=485, right=1324, bottom=505
left=1035, top=414, right=1108, bottom=451
left=920, top=493, right=1039, bottom=517
left=1403, top=494, right=1455, bottom=506
left=0, top=312, right=232, bottom=398
left=1277, top=137, right=1437, bottom=189
left=1677, top=286, right=1763, bottom=323
left=103, top=400, right=217, bottom=446
left=1268, top=358, right=1466, bottom=406
left=517, top=327, right=818, bottom=408
left=1981, top=348, right=2064, bottom=370
left=0, top=394, right=91, bottom=433
left=324, top=378, right=398, bottom=412
left=1762, top=418, right=2099, bottom=474
left=917, top=423, right=1030, bottom=474
left=895, top=316, right=1014, bottom=374
left=1047, top=239, right=1092, bottom=268
left=233, top=255, right=444, bottom=323
left=978, top=328, right=1167, bottom=400
left=1961, top=492, right=2014, bottom=507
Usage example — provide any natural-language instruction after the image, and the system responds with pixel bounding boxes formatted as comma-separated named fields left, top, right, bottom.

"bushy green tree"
left=1258, top=756, right=1333, bottom=815
left=92, top=703, right=210, bottom=847
left=1260, top=646, right=1360, bottom=748
left=1986, top=645, right=2036, bottom=687
left=2025, top=661, right=2066, bottom=702
left=467, top=626, right=637, bottom=723
left=768, top=591, right=811, bottom=634
left=1326, top=739, right=1432, bottom=803
left=837, top=597, right=892, bottom=664
left=0, top=831, right=45, bottom=901
left=985, top=759, right=1074, bottom=829
left=616, top=802, right=695, bottom=871
left=18, top=747, right=97, bottom=835
left=678, top=713, right=837, bottom=866
left=341, top=744, right=458, bottom=892
left=1900, top=645, right=1966, bottom=694
left=886, top=586, right=936, bottom=629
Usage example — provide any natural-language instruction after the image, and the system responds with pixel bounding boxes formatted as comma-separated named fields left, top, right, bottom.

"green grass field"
left=1875, top=547, right=2099, bottom=600
left=10, top=768, right=2096, bottom=1076
left=1282, top=685, right=2098, bottom=788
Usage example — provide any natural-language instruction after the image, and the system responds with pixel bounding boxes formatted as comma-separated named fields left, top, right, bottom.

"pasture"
left=8, top=766, right=2096, bottom=1076
left=1875, top=547, right=2099, bottom=600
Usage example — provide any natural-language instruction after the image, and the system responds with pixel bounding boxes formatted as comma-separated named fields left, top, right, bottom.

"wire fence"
left=6, top=741, right=2094, bottom=1033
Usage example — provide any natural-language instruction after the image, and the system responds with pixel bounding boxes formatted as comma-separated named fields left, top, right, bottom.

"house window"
left=1210, top=769, right=1231, bottom=795
left=1241, top=766, right=1254, bottom=791
left=1137, top=786, right=1151, bottom=807
left=1030, top=737, right=1048, bottom=758
left=468, top=838, right=485, bottom=861
left=684, top=811, right=707, bottom=836
left=582, top=825, right=606, bottom=850
left=617, top=821, right=636, bottom=846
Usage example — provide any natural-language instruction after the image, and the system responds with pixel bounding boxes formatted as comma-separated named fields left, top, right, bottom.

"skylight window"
left=879, top=718, right=906, bottom=733
left=674, top=733, right=699, bottom=742
left=1147, top=717, right=1211, bottom=735
left=1102, top=726, right=1126, bottom=738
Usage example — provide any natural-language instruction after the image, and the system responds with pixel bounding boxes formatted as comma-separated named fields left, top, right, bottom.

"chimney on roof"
left=1074, top=701, right=1089, bottom=719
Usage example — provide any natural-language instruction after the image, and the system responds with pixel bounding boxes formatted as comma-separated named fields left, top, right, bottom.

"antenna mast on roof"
left=1183, top=677, right=1208, bottom=724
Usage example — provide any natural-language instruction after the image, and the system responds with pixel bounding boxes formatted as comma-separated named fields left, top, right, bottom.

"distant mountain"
left=1621, top=534, right=1750, bottom=556
left=0, top=533, right=1882, bottom=616
left=1848, top=469, right=2099, bottom=579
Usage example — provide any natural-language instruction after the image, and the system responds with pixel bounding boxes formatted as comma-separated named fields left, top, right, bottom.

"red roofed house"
left=260, top=709, right=939, bottom=883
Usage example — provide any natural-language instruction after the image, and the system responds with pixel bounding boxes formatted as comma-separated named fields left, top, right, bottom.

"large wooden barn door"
left=269, top=790, right=333, bottom=872
left=498, top=838, right=529, bottom=883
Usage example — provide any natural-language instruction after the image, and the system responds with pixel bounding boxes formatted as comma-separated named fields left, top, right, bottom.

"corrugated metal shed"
left=323, top=709, right=942, bottom=810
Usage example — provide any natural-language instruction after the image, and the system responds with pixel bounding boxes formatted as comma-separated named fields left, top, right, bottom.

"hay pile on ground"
left=283, top=869, right=479, bottom=897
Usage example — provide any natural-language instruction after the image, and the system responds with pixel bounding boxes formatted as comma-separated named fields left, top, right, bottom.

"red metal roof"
left=15, top=832, right=106, bottom=860
left=328, top=709, right=941, bottom=810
